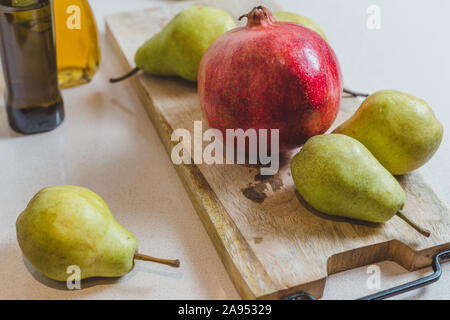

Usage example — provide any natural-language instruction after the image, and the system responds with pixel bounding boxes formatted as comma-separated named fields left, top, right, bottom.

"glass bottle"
left=53, top=0, right=100, bottom=88
left=0, top=0, right=65, bottom=134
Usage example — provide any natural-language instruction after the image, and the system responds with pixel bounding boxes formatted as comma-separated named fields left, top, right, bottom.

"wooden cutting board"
left=105, top=0, right=450, bottom=299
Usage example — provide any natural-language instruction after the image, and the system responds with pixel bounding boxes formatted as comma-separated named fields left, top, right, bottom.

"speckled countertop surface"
left=0, top=0, right=448, bottom=299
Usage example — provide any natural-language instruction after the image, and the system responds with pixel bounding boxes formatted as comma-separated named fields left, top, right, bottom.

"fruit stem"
left=238, top=6, right=275, bottom=27
left=396, top=211, right=431, bottom=238
left=343, top=87, right=369, bottom=97
left=110, top=67, right=141, bottom=83
left=134, top=252, right=180, bottom=268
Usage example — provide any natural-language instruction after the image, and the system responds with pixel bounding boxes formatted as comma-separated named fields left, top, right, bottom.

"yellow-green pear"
left=335, top=90, right=443, bottom=175
left=16, top=186, right=179, bottom=282
left=273, top=11, right=327, bottom=41
left=111, top=6, right=236, bottom=83
left=291, top=134, right=430, bottom=237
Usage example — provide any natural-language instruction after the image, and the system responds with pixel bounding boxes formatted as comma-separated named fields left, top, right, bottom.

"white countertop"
left=0, top=0, right=448, bottom=300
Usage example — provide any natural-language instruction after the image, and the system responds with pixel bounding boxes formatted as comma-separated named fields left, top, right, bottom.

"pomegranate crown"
left=238, top=6, right=275, bottom=27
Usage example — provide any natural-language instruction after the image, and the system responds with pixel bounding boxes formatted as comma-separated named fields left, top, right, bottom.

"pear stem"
left=396, top=211, right=431, bottom=238
left=343, top=87, right=369, bottom=98
left=134, top=252, right=180, bottom=268
left=110, top=67, right=141, bottom=83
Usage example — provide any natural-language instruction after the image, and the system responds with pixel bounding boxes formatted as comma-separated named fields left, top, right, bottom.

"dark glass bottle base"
left=6, top=102, right=65, bottom=135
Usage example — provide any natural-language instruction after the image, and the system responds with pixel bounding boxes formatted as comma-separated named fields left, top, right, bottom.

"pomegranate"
left=198, top=6, right=343, bottom=152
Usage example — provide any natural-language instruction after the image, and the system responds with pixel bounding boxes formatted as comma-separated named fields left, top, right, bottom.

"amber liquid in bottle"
left=54, top=0, right=100, bottom=88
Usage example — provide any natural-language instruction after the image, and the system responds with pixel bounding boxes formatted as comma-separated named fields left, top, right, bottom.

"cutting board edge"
left=326, top=239, right=450, bottom=275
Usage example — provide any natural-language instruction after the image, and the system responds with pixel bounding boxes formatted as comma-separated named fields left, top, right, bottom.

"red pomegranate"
left=198, top=6, right=343, bottom=152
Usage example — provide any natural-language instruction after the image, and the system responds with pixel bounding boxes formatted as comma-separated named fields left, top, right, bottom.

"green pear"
left=335, top=90, right=443, bottom=175
left=16, top=186, right=179, bottom=282
left=291, top=134, right=430, bottom=237
left=273, top=11, right=327, bottom=41
left=111, top=6, right=235, bottom=83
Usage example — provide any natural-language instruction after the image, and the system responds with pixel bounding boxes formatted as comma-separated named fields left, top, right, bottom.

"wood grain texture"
left=105, top=0, right=450, bottom=299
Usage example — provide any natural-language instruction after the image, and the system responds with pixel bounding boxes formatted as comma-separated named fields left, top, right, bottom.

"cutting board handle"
left=283, top=250, right=450, bottom=300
